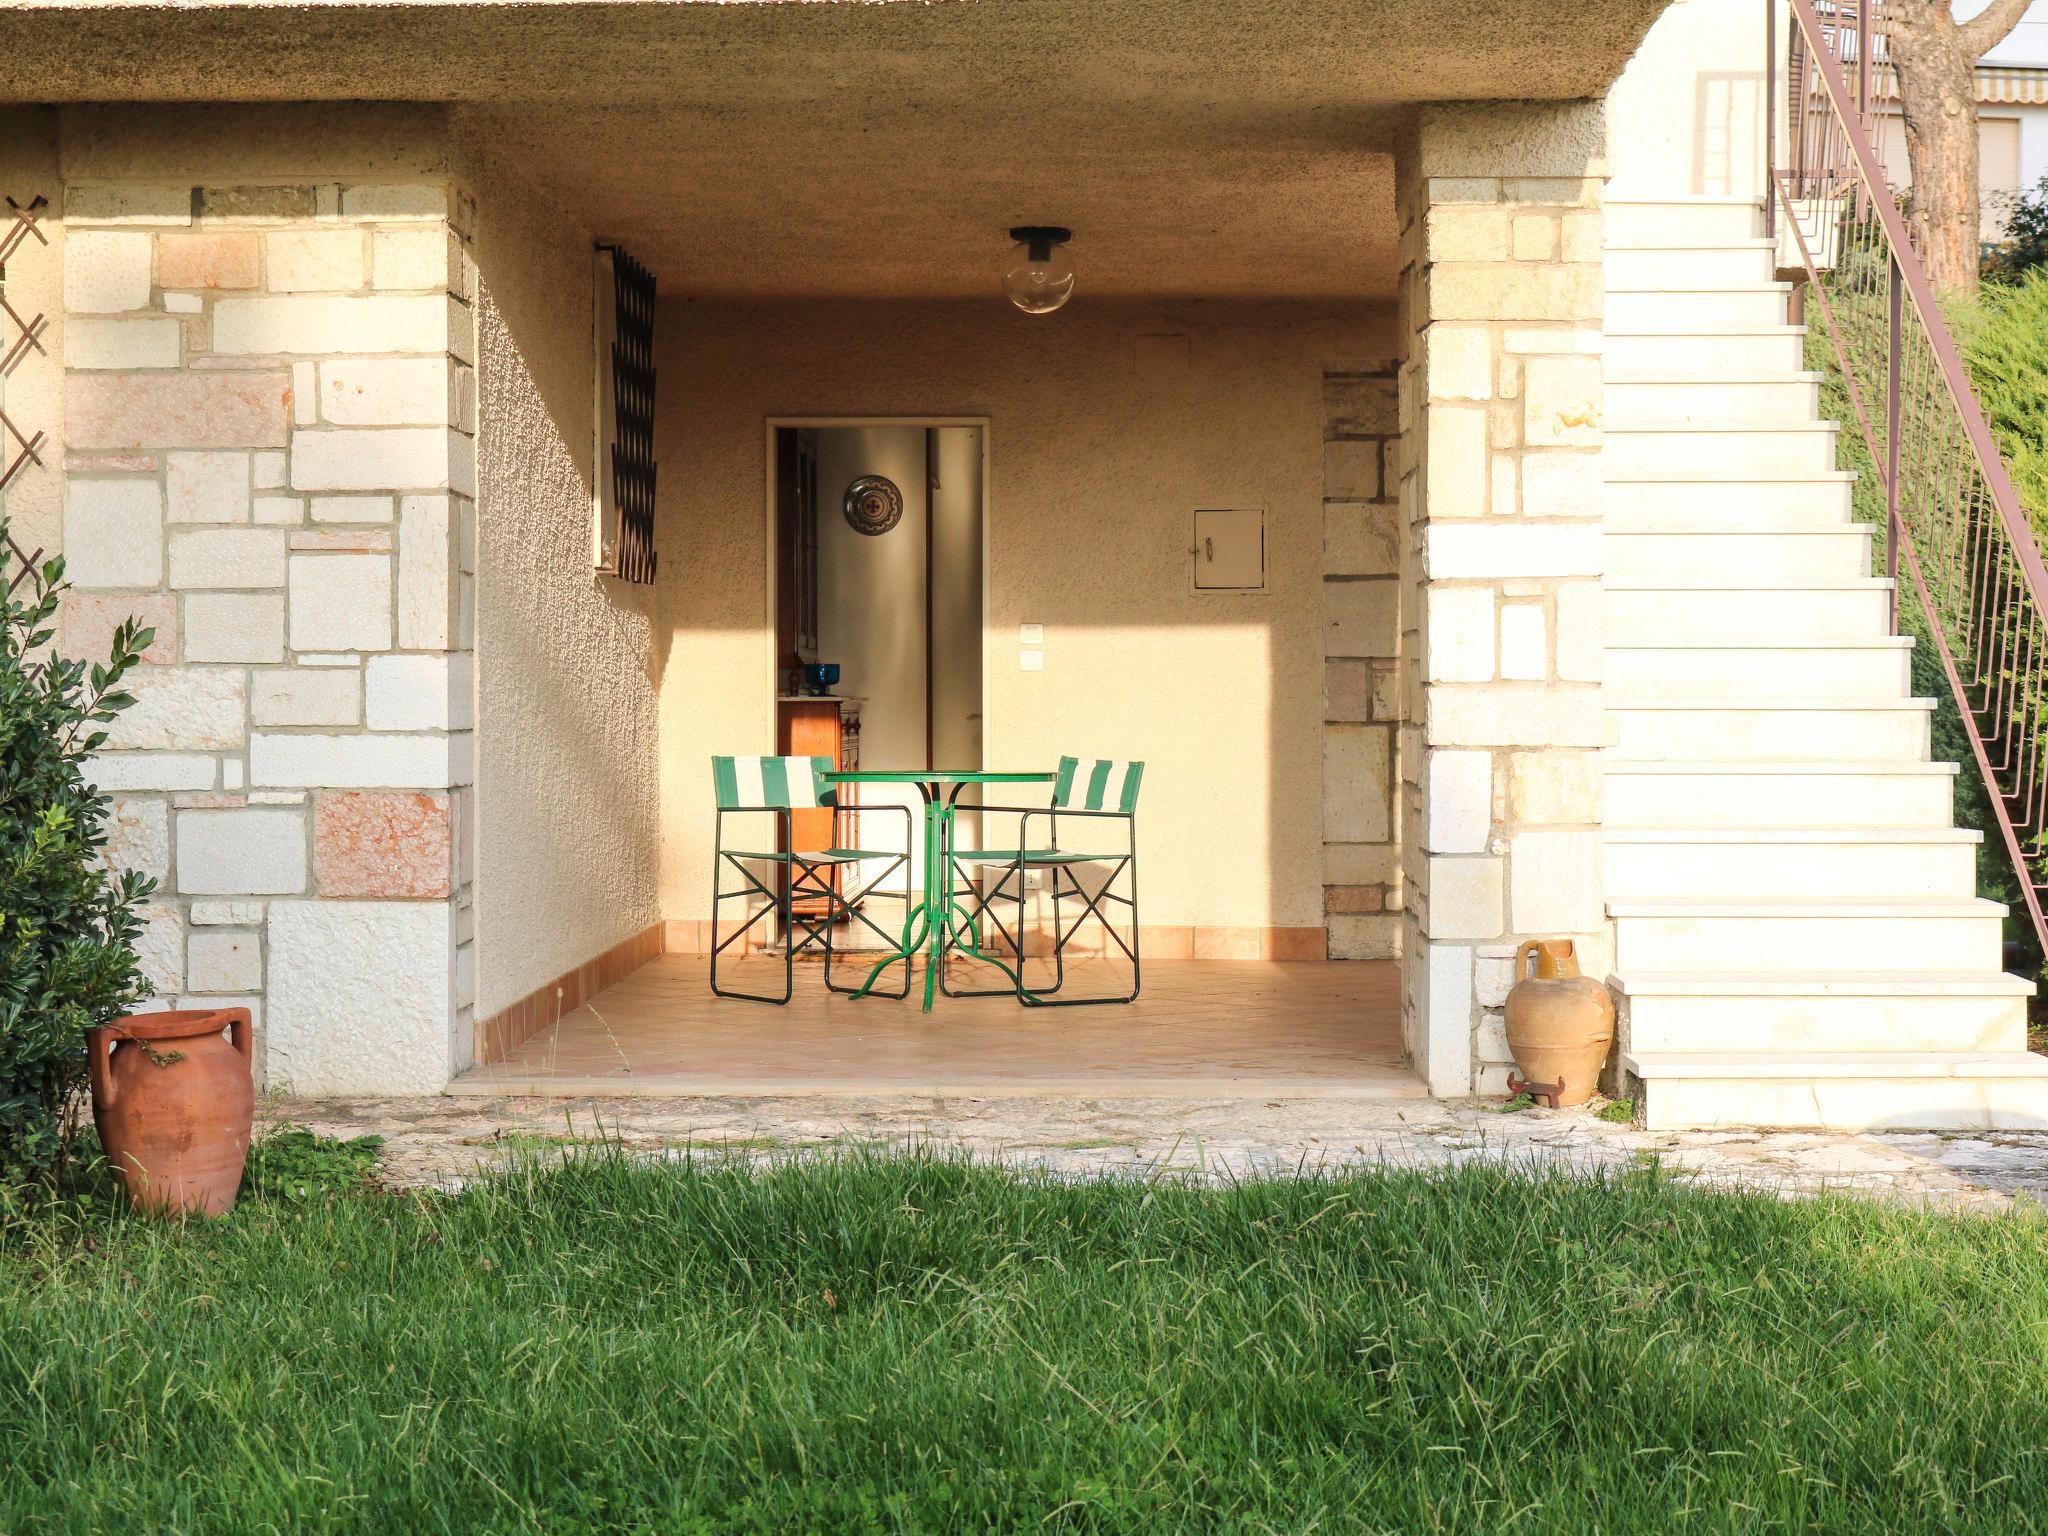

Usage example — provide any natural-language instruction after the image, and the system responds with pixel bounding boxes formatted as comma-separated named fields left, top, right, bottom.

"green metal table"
left=825, top=769, right=1055, bottom=1011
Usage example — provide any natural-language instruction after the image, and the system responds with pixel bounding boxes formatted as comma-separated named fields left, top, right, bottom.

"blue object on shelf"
left=803, top=662, right=841, bottom=695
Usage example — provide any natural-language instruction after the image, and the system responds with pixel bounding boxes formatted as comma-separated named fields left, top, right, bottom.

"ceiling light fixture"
left=1003, top=226, right=1074, bottom=314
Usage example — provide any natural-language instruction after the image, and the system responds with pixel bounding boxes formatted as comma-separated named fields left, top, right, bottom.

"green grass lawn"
left=3, top=1150, right=2047, bottom=1534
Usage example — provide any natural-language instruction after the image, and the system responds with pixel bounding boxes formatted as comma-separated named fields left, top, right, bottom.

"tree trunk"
left=1888, top=5, right=1982, bottom=293
left=1885, top=0, right=2032, bottom=296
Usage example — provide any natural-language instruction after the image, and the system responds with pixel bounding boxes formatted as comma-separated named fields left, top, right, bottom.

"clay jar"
left=1502, top=940, right=1615, bottom=1107
left=88, top=1009, right=255, bottom=1217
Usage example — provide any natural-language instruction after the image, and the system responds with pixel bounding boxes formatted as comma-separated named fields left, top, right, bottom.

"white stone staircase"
left=1602, top=196, right=2045, bottom=1131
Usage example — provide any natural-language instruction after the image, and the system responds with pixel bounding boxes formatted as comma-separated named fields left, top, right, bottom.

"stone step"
left=1608, top=697, right=1934, bottom=760
left=1606, top=827, right=1981, bottom=901
left=1606, top=420, right=1841, bottom=475
left=1608, top=523, right=1873, bottom=582
left=1605, top=239, right=1778, bottom=290
left=1605, top=327, right=1808, bottom=373
left=1605, top=635, right=1913, bottom=699
left=1606, top=579, right=1894, bottom=640
left=1615, top=973, right=2032, bottom=1057
left=1606, top=196, right=1764, bottom=245
left=1605, top=758, right=1960, bottom=829
left=1606, top=284, right=1794, bottom=331
left=1621, top=1049, right=2048, bottom=1131
left=1607, top=373, right=1823, bottom=424
left=1609, top=897, right=2008, bottom=975
left=1604, top=470, right=1855, bottom=525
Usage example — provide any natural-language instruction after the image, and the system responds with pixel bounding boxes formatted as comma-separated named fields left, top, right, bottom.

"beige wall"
left=459, top=140, right=664, bottom=1018
left=930, top=426, right=986, bottom=777
left=1606, top=0, right=1770, bottom=201
left=655, top=299, right=1393, bottom=934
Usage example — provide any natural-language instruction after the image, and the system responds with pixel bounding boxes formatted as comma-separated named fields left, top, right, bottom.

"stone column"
left=1394, top=104, right=1609, bottom=1097
left=59, top=179, right=477, bottom=1094
left=1321, top=366, right=1403, bottom=959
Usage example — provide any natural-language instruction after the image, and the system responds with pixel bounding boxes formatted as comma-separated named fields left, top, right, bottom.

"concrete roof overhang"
left=4, top=1, right=1668, bottom=299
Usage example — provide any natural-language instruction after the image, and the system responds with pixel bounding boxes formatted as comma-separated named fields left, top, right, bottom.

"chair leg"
left=939, top=856, right=1039, bottom=999
left=821, top=857, right=914, bottom=1000
left=710, top=847, right=795, bottom=1006
left=821, top=805, right=916, bottom=1001
left=1022, top=857, right=1140, bottom=1008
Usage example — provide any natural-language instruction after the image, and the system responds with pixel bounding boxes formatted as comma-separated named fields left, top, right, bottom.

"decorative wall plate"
left=843, top=475, right=904, bottom=536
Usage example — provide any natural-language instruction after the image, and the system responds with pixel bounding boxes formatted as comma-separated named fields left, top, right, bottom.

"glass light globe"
left=1003, top=236, right=1075, bottom=314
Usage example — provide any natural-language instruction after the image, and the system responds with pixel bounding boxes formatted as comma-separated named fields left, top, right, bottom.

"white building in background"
left=1868, top=0, right=2048, bottom=239
left=1974, top=1, right=2048, bottom=229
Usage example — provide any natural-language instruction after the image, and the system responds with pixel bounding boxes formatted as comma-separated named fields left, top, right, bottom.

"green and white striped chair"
left=944, top=755, right=1143, bottom=1005
left=709, top=755, right=911, bottom=1004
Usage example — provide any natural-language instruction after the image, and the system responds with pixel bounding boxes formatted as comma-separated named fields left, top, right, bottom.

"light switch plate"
left=1019, top=623, right=1044, bottom=644
left=1019, top=649, right=1044, bottom=671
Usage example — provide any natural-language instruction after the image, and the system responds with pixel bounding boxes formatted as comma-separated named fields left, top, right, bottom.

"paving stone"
left=167, top=528, right=288, bottom=590
left=176, top=806, right=308, bottom=895
left=264, top=229, right=366, bottom=292
left=60, top=592, right=178, bottom=665
left=183, top=592, right=285, bottom=663
left=167, top=451, right=250, bottom=525
left=63, top=231, right=152, bottom=312
left=156, top=231, right=260, bottom=290
left=66, top=317, right=181, bottom=369
left=288, top=553, right=392, bottom=651
left=313, top=791, right=452, bottom=898
left=187, top=930, right=263, bottom=993
left=66, top=371, right=291, bottom=450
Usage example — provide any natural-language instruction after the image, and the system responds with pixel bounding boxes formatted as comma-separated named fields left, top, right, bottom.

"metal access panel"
left=1193, top=507, right=1264, bottom=591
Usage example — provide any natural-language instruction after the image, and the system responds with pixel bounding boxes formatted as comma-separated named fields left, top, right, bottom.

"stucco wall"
left=1606, top=0, right=1770, bottom=201
left=460, top=142, right=663, bottom=1020
left=655, top=299, right=1392, bottom=938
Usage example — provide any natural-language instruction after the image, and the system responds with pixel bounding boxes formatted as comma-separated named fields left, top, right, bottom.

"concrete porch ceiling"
left=5, top=0, right=1668, bottom=300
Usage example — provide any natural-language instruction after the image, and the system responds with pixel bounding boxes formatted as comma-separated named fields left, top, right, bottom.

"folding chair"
left=942, top=755, right=1142, bottom=1005
left=708, top=754, right=913, bottom=1004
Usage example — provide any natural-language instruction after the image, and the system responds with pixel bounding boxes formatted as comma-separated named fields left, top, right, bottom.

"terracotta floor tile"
left=454, top=956, right=1411, bottom=1098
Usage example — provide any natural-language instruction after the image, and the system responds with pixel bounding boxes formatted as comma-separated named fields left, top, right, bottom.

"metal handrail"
left=1772, top=0, right=2048, bottom=950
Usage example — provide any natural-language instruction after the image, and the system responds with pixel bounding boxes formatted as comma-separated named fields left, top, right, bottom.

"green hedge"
left=1804, top=275, right=2047, bottom=984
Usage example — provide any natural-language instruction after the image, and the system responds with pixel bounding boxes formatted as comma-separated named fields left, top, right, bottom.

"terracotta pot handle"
left=224, top=1008, right=253, bottom=1064
left=86, top=1026, right=116, bottom=1111
left=1517, top=938, right=1543, bottom=981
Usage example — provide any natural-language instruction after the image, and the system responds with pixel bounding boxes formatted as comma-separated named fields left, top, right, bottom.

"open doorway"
left=769, top=420, right=987, bottom=932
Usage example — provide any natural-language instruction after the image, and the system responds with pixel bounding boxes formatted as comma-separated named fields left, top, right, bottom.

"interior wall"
left=814, top=425, right=930, bottom=884
left=930, top=427, right=985, bottom=780
left=461, top=139, right=663, bottom=1018
left=657, top=298, right=1392, bottom=937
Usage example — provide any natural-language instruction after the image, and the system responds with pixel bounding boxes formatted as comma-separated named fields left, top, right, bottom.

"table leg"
left=922, top=794, right=946, bottom=1010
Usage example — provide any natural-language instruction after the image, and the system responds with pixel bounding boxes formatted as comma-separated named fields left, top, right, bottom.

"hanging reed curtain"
left=594, top=244, right=657, bottom=584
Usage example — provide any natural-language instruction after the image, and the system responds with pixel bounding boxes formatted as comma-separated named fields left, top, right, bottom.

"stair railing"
left=1768, top=0, right=2047, bottom=951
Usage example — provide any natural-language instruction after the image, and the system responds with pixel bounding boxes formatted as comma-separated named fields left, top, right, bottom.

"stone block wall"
left=1393, top=104, right=1611, bottom=1097
left=59, top=180, right=476, bottom=1093
left=1321, top=366, right=1402, bottom=959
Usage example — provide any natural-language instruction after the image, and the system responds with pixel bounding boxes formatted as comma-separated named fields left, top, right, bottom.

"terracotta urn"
left=1502, top=940, right=1615, bottom=1107
left=87, top=1008, right=254, bottom=1217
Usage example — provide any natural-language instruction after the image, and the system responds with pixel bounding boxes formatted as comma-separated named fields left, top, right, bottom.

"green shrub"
left=1984, top=173, right=2048, bottom=284
left=1807, top=298, right=2048, bottom=986
left=0, top=532, right=155, bottom=1181
left=1951, top=265, right=2048, bottom=546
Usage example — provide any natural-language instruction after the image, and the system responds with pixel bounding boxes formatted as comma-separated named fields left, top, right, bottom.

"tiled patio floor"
left=451, top=956, right=1416, bottom=1098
